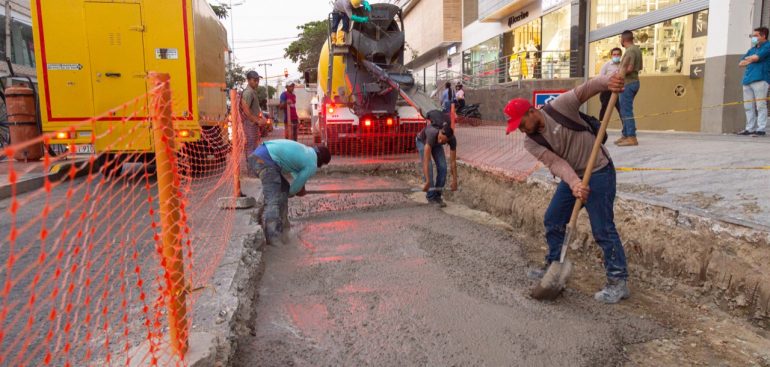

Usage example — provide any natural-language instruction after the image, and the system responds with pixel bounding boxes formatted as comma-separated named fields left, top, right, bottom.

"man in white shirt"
left=599, top=47, right=622, bottom=121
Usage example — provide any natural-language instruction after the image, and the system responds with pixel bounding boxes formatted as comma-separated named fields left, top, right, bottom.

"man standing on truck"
left=503, top=72, right=630, bottom=304
left=331, top=0, right=371, bottom=46
left=248, top=140, right=332, bottom=246
left=241, top=70, right=266, bottom=175
left=279, top=81, right=299, bottom=141
left=416, top=110, right=458, bottom=208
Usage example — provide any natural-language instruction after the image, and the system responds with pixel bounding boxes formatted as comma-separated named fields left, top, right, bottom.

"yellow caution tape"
left=616, top=166, right=770, bottom=172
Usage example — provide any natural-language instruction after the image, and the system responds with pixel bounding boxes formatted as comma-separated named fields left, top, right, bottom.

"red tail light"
left=364, top=119, right=372, bottom=127
left=386, top=118, right=394, bottom=126
left=327, top=105, right=335, bottom=114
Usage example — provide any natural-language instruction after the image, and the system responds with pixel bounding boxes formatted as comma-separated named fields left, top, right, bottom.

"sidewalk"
left=456, top=127, right=770, bottom=230
left=603, top=131, right=770, bottom=230
left=548, top=131, right=770, bottom=230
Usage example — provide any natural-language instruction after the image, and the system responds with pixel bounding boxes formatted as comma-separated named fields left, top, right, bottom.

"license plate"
left=75, top=144, right=95, bottom=154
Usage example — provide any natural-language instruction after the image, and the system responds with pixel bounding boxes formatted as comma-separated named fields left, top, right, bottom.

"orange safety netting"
left=0, top=73, right=243, bottom=366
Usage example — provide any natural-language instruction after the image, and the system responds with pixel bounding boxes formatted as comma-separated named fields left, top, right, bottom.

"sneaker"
left=428, top=198, right=447, bottom=208
left=614, top=136, right=626, bottom=145
left=616, top=136, right=638, bottom=146
left=737, top=130, right=754, bottom=136
left=527, top=264, right=549, bottom=280
left=753, top=131, right=766, bottom=136
left=594, top=279, right=630, bottom=304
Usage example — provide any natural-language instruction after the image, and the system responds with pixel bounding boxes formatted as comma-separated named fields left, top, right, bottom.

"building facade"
left=0, top=1, right=36, bottom=78
left=403, top=0, right=766, bottom=133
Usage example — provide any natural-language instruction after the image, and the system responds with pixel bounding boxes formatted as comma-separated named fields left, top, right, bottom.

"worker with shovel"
left=503, top=72, right=629, bottom=304
left=248, top=140, right=332, bottom=246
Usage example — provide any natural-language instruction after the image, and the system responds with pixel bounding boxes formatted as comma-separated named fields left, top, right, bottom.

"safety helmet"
left=350, top=0, right=363, bottom=8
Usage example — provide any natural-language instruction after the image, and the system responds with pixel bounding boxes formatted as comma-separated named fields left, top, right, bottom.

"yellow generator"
left=31, top=0, right=228, bottom=169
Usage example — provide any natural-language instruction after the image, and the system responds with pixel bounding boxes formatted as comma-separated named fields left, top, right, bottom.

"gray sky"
left=217, top=0, right=332, bottom=89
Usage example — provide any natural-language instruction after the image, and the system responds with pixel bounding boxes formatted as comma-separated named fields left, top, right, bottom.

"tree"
left=227, top=62, right=246, bottom=90
left=210, top=3, right=228, bottom=19
left=284, top=20, right=328, bottom=73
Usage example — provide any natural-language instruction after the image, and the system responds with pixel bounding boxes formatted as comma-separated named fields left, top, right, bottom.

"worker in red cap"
left=503, top=73, right=630, bottom=304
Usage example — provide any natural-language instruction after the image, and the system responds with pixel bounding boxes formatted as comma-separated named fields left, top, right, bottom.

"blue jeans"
left=543, top=163, right=628, bottom=280
left=416, top=137, right=446, bottom=201
left=331, top=12, right=350, bottom=33
left=247, top=154, right=289, bottom=241
left=619, top=80, right=640, bottom=137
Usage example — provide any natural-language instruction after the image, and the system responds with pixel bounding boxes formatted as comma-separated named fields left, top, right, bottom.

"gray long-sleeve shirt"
left=333, top=0, right=354, bottom=18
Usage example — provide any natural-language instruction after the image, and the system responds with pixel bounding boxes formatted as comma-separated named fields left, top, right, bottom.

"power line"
left=236, top=36, right=299, bottom=44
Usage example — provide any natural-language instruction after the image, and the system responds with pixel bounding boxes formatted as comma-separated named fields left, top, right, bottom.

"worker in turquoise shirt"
left=247, top=140, right=332, bottom=246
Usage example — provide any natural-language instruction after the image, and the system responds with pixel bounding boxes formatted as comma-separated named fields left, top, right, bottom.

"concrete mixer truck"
left=312, top=2, right=439, bottom=153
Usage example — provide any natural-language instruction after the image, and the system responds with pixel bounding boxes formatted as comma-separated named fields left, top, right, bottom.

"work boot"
left=613, top=136, right=626, bottom=145
left=616, top=136, right=638, bottom=146
left=594, top=279, right=630, bottom=304
left=737, top=130, right=754, bottom=136
left=429, top=198, right=447, bottom=208
left=754, top=131, right=767, bottom=137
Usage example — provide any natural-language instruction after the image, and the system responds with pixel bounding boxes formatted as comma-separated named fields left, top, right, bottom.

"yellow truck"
left=31, top=0, right=229, bottom=170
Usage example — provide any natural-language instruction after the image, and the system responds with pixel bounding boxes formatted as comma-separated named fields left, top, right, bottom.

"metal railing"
left=436, top=50, right=578, bottom=89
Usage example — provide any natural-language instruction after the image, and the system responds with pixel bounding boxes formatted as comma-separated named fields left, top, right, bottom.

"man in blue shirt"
left=738, top=26, right=770, bottom=136
left=247, top=140, right=332, bottom=245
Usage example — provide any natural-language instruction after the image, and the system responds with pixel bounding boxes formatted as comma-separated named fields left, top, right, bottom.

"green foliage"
left=227, top=63, right=246, bottom=90
left=284, top=20, right=328, bottom=73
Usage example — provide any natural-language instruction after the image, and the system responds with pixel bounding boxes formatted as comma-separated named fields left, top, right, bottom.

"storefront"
left=462, top=0, right=574, bottom=85
left=586, top=0, right=710, bottom=131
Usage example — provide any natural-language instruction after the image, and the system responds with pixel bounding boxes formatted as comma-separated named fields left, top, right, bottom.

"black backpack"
left=527, top=103, right=607, bottom=152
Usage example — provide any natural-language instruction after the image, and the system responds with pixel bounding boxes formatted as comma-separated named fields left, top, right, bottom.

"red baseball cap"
left=503, top=98, right=532, bottom=135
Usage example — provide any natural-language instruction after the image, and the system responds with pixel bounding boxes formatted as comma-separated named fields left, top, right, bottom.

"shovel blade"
left=530, top=259, right=573, bottom=301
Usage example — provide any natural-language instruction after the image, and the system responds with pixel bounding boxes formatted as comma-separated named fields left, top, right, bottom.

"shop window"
left=504, top=18, right=541, bottom=81
left=591, top=0, right=683, bottom=31
left=542, top=6, right=571, bottom=79
left=589, top=12, right=706, bottom=77
left=0, top=15, right=36, bottom=69
left=467, top=36, right=501, bottom=86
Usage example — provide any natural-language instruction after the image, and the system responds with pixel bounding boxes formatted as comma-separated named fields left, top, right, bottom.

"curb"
left=0, top=158, right=92, bottom=200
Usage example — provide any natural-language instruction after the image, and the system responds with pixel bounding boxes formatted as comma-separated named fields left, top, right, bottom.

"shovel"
left=305, top=187, right=444, bottom=195
left=530, top=75, right=623, bottom=301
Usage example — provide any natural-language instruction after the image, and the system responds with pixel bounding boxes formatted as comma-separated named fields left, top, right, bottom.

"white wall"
left=705, top=0, right=761, bottom=57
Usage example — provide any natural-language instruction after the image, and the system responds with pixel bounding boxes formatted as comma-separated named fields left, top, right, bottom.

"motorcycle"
left=456, top=103, right=482, bottom=126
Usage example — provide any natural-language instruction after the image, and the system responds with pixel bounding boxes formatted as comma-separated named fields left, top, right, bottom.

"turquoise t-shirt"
left=260, top=140, right=318, bottom=195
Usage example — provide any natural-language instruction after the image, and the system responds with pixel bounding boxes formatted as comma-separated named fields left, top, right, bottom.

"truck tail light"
left=177, top=129, right=191, bottom=138
left=327, top=104, right=335, bottom=114
left=386, top=118, right=394, bottom=126
left=364, top=119, right=372, bottom=127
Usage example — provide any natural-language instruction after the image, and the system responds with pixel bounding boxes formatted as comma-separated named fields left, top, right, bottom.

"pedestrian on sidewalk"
left=738, top=26, right=770, bottom=137
left=247, top=140, right=332, bottom=246
left=616, top=30, right=642, bottom=147
left=455, top=83, right=466, bottom=110
left=503, top=72, right=630, bottom=304
left=241, top=71, right=266, bottom=175
left=279, top=81, right=299, bottom=141
left=441, top=82, right=454, bottom=113
left=330, top=0, right=370, bottom=46
left=416, top=110, right=458, bottom=208
left=599, top=47, right=622, bottom=121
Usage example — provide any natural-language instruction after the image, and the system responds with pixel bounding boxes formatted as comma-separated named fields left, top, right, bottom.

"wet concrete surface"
left=234, top=175, right=664, bottom=366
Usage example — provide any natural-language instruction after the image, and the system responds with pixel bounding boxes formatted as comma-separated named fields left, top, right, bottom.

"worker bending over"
left=503, top=73, right=630, bottom=304
left=416, top=110, right=458, bottom=208
left=331, top=0, right=371, bottom=45
left=248, top=140, right=332, bottom=246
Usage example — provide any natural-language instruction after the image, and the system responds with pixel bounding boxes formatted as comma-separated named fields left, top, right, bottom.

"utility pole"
left=258, top=62, right=272, bottom=97
left=5, top=0, right=11, bottom=61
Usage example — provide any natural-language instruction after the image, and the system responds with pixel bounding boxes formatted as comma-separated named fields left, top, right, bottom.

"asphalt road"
left=0, top=164, right=236, bottom=366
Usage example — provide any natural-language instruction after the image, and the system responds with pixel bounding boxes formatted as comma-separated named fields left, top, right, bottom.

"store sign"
left=692, top=10, right=708, bottom=38
left=542, top=0, right=568, bottom=13
left=507, top=11, right=529, bottom=27
left=533, top=90, right=567, bottom=109
left=689, top=64, right=705, bottom=79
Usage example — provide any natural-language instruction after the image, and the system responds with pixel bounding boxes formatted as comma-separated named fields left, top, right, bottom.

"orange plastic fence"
left=0, top=74, right=241, bottom=366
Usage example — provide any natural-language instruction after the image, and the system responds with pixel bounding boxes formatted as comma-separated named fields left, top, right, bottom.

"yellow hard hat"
left=350, top=0, right=362, bottom=8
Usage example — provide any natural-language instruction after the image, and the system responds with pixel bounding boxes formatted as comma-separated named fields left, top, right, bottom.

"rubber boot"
left=336, top=30, right=346, bottom=46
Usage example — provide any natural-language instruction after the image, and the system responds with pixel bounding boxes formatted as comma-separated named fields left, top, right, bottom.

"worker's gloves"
left=362, top=0, right=371, bottom=12
left=351, top=14, right=369, bottom=23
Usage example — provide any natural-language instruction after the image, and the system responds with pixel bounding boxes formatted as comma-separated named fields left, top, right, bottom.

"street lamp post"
left=258, top=62, right=272, bottom=97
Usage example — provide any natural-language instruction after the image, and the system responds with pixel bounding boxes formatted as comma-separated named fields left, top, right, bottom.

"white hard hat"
left=285, top=81, right=296, bottom=87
